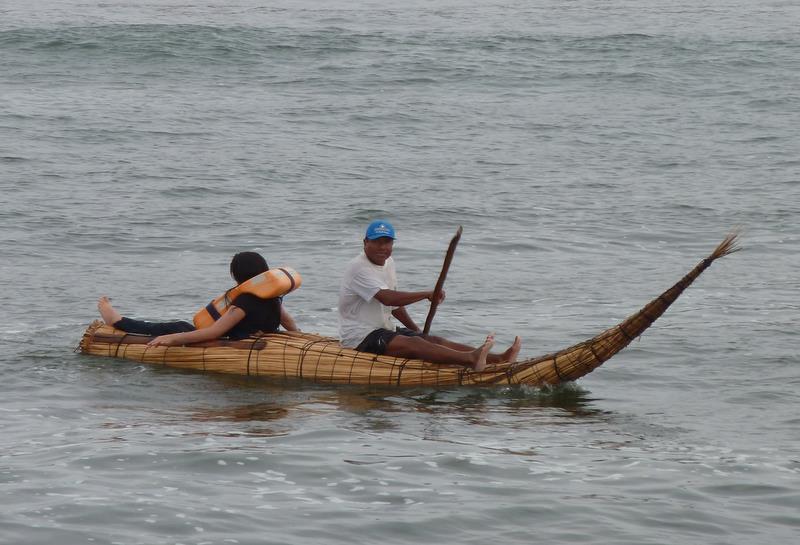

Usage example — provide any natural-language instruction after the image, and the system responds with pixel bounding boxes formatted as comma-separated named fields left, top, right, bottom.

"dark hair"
left=229, top=251, right=269, bottom=284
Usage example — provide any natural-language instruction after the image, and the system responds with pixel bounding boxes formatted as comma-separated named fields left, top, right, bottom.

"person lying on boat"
left=338, top=220, right=521, bottom=371
left=97, top=251, right=298, bottom=347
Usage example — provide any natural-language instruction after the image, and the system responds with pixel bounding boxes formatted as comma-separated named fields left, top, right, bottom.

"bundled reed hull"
left=78, top=234, right=739, bottom=388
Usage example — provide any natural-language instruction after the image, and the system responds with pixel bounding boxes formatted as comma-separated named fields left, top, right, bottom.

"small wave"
left=158, top=185, right=249, bottom=198
left=0, top=25, right=310, bottom=64
left=561, top=33, right=655, bottom=50
left=585, top=33, right=655, bottom=41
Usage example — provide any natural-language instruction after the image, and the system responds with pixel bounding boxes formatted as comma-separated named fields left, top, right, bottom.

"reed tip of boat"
left=709, top=230, right=742, bottom=261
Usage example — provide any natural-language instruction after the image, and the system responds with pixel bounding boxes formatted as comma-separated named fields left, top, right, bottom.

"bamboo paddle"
left=422, top=226, right=463, bottom=335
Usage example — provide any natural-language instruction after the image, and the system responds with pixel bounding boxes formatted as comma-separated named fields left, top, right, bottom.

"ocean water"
left=1, top=1, right=798, bottom=544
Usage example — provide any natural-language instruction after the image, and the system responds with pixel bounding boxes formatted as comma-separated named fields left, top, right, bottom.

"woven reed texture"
left=78, top=234, right=739, bottom=387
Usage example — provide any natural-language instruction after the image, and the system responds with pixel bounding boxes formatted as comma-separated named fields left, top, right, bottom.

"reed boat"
left=78, top=234, right=739, bottom=388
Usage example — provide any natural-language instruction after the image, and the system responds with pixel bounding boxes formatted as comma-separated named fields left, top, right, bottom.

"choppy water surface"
left=1, top=1, right=798, bottom=544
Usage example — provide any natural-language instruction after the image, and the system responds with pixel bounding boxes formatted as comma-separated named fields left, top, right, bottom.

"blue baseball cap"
left=365, top=220, right=396, bottom=240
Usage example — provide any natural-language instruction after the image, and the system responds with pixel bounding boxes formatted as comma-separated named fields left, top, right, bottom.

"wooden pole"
left=423, top=226, right=463, bottom=335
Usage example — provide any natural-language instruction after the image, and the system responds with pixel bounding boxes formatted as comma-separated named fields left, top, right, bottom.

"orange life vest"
left=192, top=267, right=302, bottom=329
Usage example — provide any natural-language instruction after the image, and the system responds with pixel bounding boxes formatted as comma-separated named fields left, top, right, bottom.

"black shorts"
left=355, top=328, right=423, bottom=356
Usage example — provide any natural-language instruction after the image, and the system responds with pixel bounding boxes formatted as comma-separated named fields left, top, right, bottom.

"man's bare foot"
left=502, top=336, right=522, bottom=363
left=97, top=296, right=122, bottom=326
left=471, top=334, right=495, bottom=372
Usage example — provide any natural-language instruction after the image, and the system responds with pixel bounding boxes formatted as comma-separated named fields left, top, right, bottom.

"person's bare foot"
left=502, top=336, right=521, bottom=363
left=97, top=296, right=122, bottom=326
left=471, top=334, right=495, bottom=372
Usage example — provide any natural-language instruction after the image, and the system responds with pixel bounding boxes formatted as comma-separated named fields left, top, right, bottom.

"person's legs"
left=423, top=334, right=522, bottom=364
left=98, top=296, right=195, bottom=336
left=420, top=334, right=473, bottom=351
left=385, top=334, right=494, bottom=371
left=113, top=317, right=195, bottom=336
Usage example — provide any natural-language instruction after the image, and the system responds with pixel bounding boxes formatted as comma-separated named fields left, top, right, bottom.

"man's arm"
left=374, top=289, right=442, bottom=308
left=375, top=289, right=446, bottom=331
left=391, top=306, right=419, bottom=331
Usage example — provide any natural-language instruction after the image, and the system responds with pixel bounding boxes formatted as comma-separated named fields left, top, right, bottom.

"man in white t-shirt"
left=337, top=220, right=521, bottom=371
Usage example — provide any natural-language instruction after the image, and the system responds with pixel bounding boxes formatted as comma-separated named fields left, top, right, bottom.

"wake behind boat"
left=78, top=234, right=739, bottom=387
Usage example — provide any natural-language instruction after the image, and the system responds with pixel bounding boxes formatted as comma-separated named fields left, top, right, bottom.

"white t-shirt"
left=338, top=252, right=397, bottom=348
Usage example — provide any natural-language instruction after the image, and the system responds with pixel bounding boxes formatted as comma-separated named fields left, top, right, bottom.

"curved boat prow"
left=497, top=233, right=740, bottom=386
